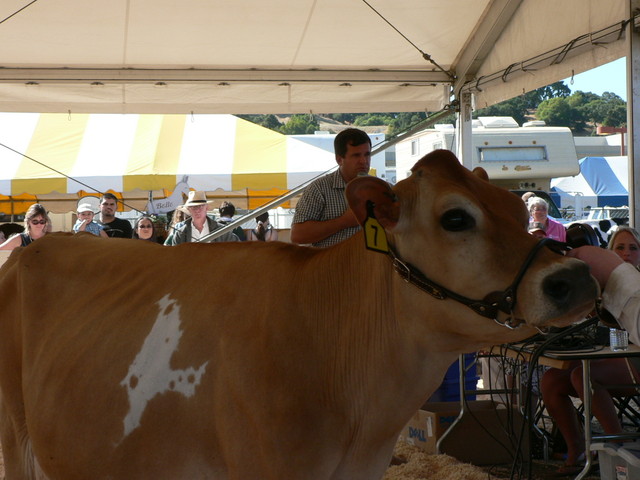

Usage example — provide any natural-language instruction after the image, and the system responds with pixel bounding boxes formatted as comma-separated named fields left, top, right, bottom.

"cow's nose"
left=541, top=262, right=592, bottom=305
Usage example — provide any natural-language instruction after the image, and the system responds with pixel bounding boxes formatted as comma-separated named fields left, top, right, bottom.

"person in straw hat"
left=170, top=191, right=239, bottom=245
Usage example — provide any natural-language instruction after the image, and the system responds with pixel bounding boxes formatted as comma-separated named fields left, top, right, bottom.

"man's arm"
left=568, top=246, right=640, bottom=344
left=567, top=246, right=623, bottom=289
left=290, top=209, right=358, bottom=245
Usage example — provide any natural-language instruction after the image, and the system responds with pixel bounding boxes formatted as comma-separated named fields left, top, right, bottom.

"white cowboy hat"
left=183, top=190, right=213, bottom=208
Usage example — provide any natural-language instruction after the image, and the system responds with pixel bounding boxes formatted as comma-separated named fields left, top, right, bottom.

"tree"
left=475, top=96, right=529, bottom=126
left=354, top=114, right=394, bottom=126
left=536, top=96, right=591, bottom=131
left=581, top=91, right=627, bottom=128
left=279, top=114, right=319, bottom=134
left=387, top=112, right=428, bottom=137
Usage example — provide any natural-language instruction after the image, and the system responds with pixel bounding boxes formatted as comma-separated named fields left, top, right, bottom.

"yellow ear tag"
left=363, top=200, right=390, bottom=253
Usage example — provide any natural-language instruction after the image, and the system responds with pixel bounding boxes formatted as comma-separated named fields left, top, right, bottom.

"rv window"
left=479, top=146, right=547, bottom=162
left=411, top=140, right=419, bottom=156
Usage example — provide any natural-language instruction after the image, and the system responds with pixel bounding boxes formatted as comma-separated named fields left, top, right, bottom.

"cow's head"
left=346, top=149, right=598, bottom=334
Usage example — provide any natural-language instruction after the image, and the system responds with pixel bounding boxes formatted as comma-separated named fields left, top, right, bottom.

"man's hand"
left=567, top=246, right=623, bottom=289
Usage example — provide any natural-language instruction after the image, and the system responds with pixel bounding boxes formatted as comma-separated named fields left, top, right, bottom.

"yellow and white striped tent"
left=0, top=113, right=336, bottom=214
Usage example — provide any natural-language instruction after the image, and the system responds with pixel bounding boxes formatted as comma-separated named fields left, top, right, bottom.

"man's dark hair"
left=334, top=128, right=371, bottom=158
left=101, top=192, right=118, bottom=203
left=219, top=201, right=236, bottom=217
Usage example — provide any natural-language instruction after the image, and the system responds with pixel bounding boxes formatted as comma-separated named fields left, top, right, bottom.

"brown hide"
left=0, top=150, right=597, bottom=480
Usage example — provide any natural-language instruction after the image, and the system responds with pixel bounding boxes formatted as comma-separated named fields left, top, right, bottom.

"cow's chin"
left=524, top=299, right=597, bottom=330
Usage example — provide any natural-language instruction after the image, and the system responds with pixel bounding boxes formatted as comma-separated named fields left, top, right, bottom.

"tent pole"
left=455, top=92, right=473, bottom=170
left=627, top=0, right=640, bottom=228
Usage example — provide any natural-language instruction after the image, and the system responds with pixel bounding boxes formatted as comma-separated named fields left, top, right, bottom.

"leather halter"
left=388, top=237, right=565, bottom=329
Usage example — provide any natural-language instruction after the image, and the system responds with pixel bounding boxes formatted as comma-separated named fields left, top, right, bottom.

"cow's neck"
left=307, top=235, right=456, bottom=427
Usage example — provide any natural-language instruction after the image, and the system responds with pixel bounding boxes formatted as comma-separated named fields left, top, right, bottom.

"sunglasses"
left=138, top=225, right=153, bottom=229
left=31, top=220, right=47, bottom=225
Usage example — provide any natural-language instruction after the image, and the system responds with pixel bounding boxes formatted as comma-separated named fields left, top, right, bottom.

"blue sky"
left=562, top=57, right=627, bottom=100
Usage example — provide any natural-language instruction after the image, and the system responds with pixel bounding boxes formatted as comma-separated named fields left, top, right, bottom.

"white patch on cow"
left=120, top=294, right=208, bottom=437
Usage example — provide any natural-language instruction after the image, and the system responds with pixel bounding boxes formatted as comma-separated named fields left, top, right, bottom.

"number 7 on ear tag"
left=363, top=200, right=390, bottom=254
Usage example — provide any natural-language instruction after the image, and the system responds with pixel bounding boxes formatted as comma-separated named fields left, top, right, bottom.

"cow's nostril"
left=542, top=276, right=571, bottom=303
left=541, top=262, right=591, bottom=305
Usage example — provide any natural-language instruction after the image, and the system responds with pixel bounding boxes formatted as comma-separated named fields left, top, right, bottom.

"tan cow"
left=0, top=150, right=597, bottom=480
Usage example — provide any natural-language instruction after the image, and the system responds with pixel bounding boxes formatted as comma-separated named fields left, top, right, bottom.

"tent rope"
left=0, top=0, right=40, bottom=26
left=359, top=0, right=453, bottom=78
left=0, top=141, right=143, bottom=213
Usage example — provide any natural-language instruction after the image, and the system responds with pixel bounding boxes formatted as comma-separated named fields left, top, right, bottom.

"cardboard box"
left=398, top=400, right=529, bottom=466
left=398, top=403, right=460, bottom=454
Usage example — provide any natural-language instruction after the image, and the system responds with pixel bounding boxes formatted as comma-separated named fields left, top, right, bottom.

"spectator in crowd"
left=217, top=201, right=246, bottom=241
left=97, top=193, right=133, bottom=238
left=291, top=128, right=371, bottom=247
left=73, top=203, right=108, bottom=238
left=164, top=206, right=188, bottom=246
left=608, top=226, right=640, bottom=268
left=248, top=211, right=278, bottom=242
left=540, top=226, right=640, bottom=475
left=170, top=191, right=239, bottom=245
left=527, top=196, right=566, bottom=242
left=133, top=215, right=157, bottom=242
left=0, top=203, right=51, bottom=250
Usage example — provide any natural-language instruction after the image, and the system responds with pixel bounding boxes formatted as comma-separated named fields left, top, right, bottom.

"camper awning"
left=0, top=113, right=337, bottom=213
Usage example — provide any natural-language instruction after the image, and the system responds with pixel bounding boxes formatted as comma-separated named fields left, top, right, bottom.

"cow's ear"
left=472, top=167, right=489, bottom=181
left=346, top=176, right=400, bottom=229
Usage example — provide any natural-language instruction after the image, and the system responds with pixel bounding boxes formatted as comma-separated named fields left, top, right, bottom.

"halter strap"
left=388, top=238, right=566, bottom=328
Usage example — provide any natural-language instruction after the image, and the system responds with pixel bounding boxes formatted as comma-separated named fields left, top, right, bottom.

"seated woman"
left=133, top=215, right=157, bottom=242
left=540, top=226, right=640, bottom=475
left=248, top=212, right=278, bottom=242
left=0, top=203, right=51, bottom=250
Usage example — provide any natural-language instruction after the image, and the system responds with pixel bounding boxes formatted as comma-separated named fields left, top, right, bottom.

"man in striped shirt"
left=291, top=128, right=371, bottom=248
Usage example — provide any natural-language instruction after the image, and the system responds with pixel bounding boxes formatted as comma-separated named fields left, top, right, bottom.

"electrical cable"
left=508, top=315, right=600, bottom=479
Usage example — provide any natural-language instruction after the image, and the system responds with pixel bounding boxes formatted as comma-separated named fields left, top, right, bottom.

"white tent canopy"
left=0, top=113, right=341, bottom=213
left=0, top=0, right=630, bottom=114
left=551, top=156, right=629, bottom=210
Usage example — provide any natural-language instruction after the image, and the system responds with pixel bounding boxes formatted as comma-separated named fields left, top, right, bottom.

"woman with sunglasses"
left=133, top=215, right=157, bottom=242
left=0, top=203, right=51, bottom=250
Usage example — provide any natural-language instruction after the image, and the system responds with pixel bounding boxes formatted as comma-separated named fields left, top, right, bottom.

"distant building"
left=573, top=134, right=625, bottom=158
left=291, top=132, right=395, bottom=184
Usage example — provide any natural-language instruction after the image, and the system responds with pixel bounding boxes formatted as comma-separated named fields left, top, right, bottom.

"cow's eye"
left=440, top=208, right=475, bottom=231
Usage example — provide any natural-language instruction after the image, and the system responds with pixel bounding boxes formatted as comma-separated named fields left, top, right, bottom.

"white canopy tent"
left=0, top=0, right=630, bottom=114
left=551, top=156, right=629, bottom=212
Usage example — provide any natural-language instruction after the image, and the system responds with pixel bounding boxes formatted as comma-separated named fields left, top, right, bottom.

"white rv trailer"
left=395, top=117, right=579, bottom=191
